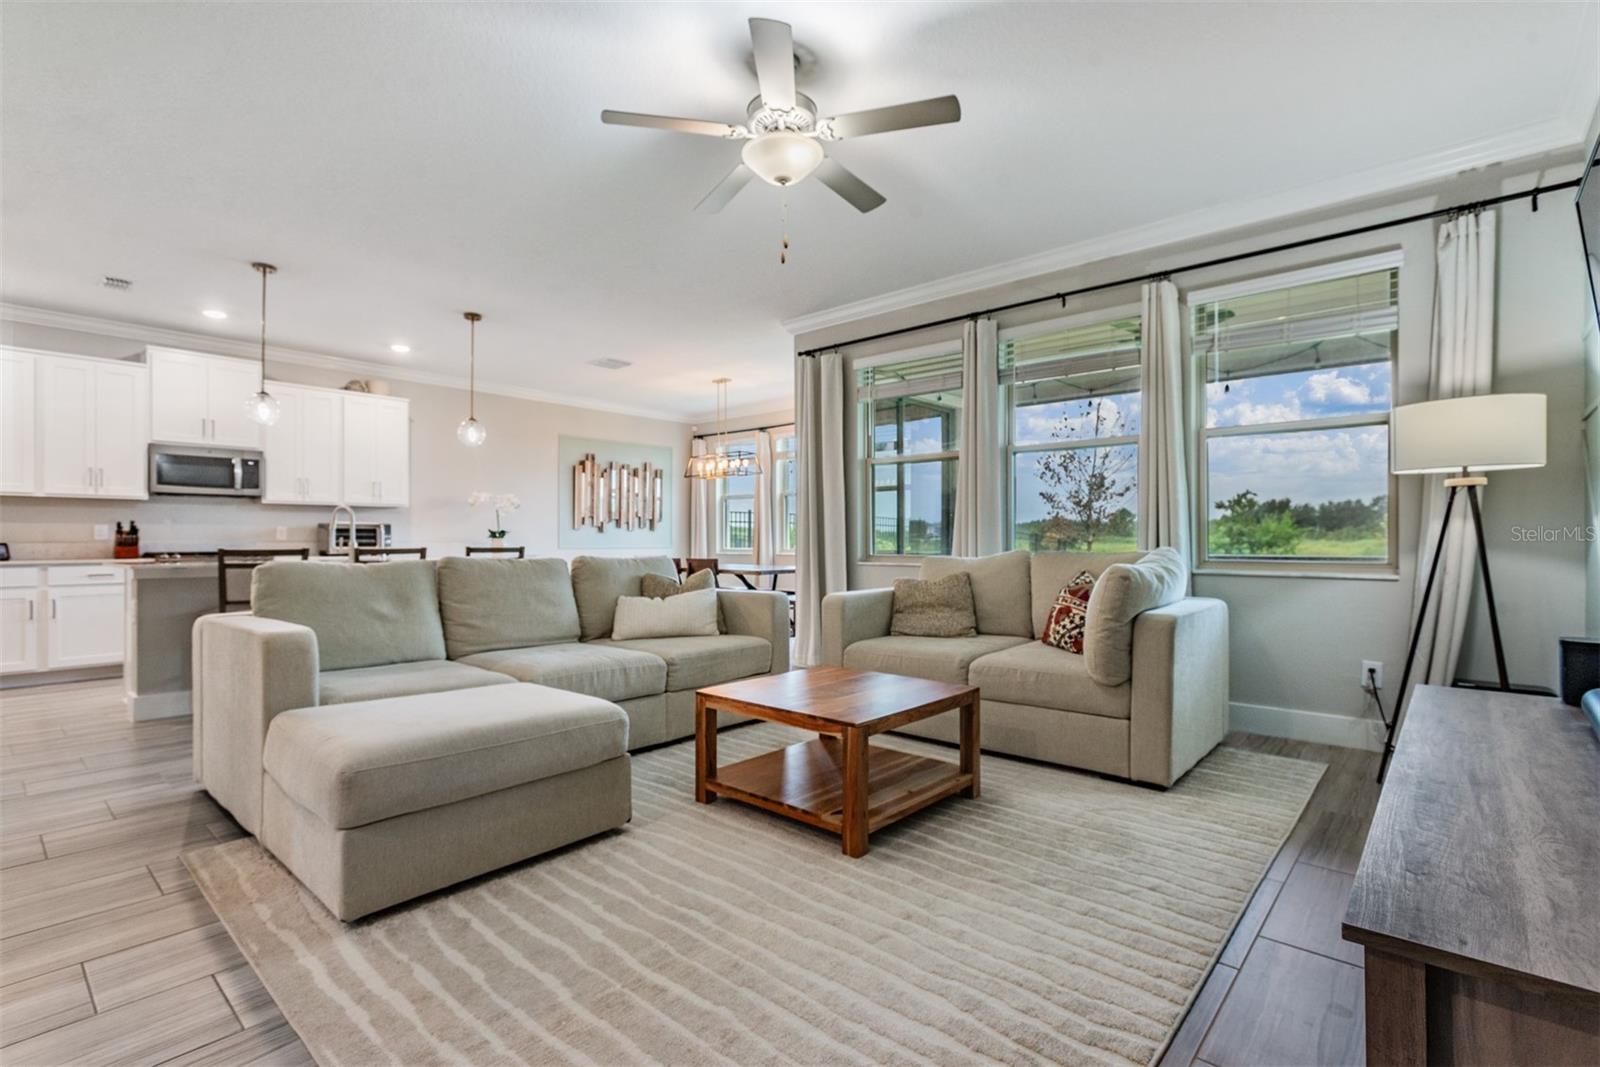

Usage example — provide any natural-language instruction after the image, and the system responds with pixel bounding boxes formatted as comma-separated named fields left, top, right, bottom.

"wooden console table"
left=1343, top=685, right=1599, bottom=1065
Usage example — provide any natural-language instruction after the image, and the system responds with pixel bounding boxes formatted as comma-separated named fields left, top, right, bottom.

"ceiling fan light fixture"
left=741, top=131, right=823, bottom=187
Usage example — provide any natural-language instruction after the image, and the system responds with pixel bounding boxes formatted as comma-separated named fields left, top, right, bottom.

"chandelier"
left=684, top=377, right=762, bottom=480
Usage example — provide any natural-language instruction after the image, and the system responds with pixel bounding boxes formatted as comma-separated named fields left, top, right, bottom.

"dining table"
left=717, top=563, right=795, bottom=591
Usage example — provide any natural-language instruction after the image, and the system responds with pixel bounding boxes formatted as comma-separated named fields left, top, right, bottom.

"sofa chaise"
left=191, top=554, right=787, bottom=918
left=821, top=549, right=1227, bottom=787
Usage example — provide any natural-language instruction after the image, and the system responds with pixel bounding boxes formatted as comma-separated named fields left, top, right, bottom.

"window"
left=859, top=348, right=961, bottom=557
left=716, top=438, right=756, bottom=552
left=1192, top=254, right=1399, bottom=568
left=773, top=430, right=797, bottom=553
left=1003, top=311, right=1143, bottom=552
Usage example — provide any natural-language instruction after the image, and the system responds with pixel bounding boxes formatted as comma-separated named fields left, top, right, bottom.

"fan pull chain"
left=779, top=196, right=789, bottom=265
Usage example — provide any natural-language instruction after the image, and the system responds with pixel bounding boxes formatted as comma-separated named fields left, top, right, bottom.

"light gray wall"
left=1586, top=318, right=1600, bottom=637
left=0, top=320, right=694, bottom=560
left=796, top=151, right=1591, bottom=727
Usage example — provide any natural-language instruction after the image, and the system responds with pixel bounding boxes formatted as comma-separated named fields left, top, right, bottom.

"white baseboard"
left=1230, top=701, right=1385, bottom=751
left=126, top=689, right=191, bottom=722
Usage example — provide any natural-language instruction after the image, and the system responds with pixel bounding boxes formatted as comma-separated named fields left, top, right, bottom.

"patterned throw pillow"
left=1041, top=570, right=1096, bottom=654
left=890, top=572, right=978, bottom=638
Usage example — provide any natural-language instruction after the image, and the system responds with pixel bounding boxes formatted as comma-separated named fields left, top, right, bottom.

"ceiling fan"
left=601, top=17, right=960, bottom=214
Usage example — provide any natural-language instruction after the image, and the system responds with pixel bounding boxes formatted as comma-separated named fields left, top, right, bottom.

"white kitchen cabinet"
left=148, top=347, right=262, bottom=448
left=46, top=584, right=125, bottom=668
left=341, top=394, right=409, bottom=507
left=0, top=588, right=41, bottom=673
left=36, top=355, right=149, bottom=499
left=0, top=349, right=37, bottom=494
left=262, top=381, right=344, bottom=505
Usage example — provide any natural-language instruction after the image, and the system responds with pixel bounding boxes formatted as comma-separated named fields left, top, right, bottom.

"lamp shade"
left=1391, top=393, right=1546, bottom=475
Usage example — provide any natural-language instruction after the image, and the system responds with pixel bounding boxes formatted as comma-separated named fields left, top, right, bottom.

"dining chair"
left=217, top=548, right=311, bottom=612
left=465, top=545, right=526, bottom=558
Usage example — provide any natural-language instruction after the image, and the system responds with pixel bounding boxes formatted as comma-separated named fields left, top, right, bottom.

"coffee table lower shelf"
left=703, top=736, right=972, bottom=839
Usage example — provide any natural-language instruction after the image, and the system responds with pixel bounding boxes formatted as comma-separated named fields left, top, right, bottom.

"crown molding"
left=0, top=302, right=700, bottom=423
left=781, top=112, right=1593, bottom=339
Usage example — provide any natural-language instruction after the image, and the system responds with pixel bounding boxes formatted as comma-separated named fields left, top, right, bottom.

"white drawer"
left=46, top=565, right=125, bottom=587
left=0, top=567, right=40, bottom=588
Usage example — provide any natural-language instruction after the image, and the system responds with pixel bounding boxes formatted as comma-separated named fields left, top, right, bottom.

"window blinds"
left=999, top=315, right=1143, bottom=399
left=1194, top=267, right=1398, bottom=383
left=856, top=351, right=963, bottom=403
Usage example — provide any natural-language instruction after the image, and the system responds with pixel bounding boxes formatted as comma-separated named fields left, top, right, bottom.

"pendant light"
left=456, top=311, right=487, bottom=447
left=245, top=262, right=281, bottom=426
left=684, top=377, right=762, bottom=479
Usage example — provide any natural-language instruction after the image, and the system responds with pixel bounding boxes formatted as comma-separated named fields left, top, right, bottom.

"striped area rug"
left=185, top=724, right=1323, bottom=1067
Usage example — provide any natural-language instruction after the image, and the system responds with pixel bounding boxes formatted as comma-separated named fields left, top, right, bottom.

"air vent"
left=588, top=357, right=632, bottom=370
left=101, top=275, right=132, bottom=290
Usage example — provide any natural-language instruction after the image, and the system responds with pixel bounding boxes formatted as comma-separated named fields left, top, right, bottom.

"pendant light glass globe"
left=456, top=416, right=487, bottom=447
left=741, top=132, right=824, bottom=187
left=247, top=390, right=281, bottom=426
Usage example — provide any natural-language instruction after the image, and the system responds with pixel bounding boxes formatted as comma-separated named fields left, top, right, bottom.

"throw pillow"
left=1041, top=571, right=1096, bottom=654
left=612, top=587, right=720, bottom=640
left=640, top=568, right=714, bottom=599
left=890, top=572, right=978, bottom=638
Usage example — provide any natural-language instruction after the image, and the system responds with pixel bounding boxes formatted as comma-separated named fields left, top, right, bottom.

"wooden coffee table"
left=694, top=666, right=979, bottom=857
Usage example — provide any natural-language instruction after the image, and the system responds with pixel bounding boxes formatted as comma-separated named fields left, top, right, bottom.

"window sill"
left=857, top=558, right=926, bottom=567
left=1194, top=565, right=1399, bottom=581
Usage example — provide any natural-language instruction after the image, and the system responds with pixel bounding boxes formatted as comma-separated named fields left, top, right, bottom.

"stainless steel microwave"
left=148, top=445, right=263, bottom=497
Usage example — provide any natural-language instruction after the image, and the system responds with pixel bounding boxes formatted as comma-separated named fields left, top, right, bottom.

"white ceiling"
left=3, top=2, right=1595, bottom=421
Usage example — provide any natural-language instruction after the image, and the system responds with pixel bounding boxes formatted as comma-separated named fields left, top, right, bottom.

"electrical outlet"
left=275, top=526, right=288, bottom=541
left=93, top=524, right=110, bottom=541
left=1362, top=660, right=1384, bottom=691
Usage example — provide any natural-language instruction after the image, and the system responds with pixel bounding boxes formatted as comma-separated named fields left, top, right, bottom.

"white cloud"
left=1303, top=370, right=1372, bottom=406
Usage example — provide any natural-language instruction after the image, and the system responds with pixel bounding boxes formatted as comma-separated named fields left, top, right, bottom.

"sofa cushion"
left=842, top=634, right=1030, bottom=686
left=458, top=642, right=666, bottom=702
left=890, top=573, right=977, bottom=637
left=612, top=589, right=719, bottom=640
left=602, top=634, right=771, bottom=691
left=920, top=551, right=1032, bottom=637
left=264, top=682, right=627, bottom=829
left=318, top=660, right=515, bottom=706
left=969, top=642, right=1131, bottom=719
left=1085, top=547, right=1188, bottom=686
left=436, top=556, right=580, bottom=658
left=1029, top=551, right=1144, bottom=639
left=252, top=559, right=446, bottom=672
left=570, top=556, right=679, bottom=640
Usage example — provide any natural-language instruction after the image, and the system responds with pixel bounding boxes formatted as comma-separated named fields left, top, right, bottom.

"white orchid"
left=469, top=492, right=522, bottom=539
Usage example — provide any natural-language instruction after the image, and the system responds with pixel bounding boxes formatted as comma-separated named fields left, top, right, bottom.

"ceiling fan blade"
left=694, top=163, right=755, bottom=214
left=814, top=158, right=886, bottom=213
left=749, top=18, right=796, bottom=109
left=601, top=110, right=738, bottom=138
left=823, top=95, right=961, bottom=139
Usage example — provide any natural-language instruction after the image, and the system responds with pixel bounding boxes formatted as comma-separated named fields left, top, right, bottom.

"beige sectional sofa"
left=822, top=549, right=1227, bottom=787
left=191, top=554, right=787, bottom=918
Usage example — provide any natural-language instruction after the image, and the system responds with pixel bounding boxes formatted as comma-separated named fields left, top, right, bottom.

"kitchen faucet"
left=330, top=503, right=358, bottom=560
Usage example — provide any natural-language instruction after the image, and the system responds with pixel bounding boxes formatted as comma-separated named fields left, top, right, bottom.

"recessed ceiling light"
left=202, top=308, right=228, bottom=320
left=390, top=343, right=411, bottom=354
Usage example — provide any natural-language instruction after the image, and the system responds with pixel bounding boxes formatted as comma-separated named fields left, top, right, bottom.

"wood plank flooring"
left=0, top=679, right=312, bottom=1066
left=1, top=677, right=1382, bottom=1067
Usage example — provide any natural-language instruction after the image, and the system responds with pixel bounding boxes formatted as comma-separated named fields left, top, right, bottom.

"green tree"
left=1034, top=399, right=1135, bottom=551
left=1212, top=490, right=1301, bottom=556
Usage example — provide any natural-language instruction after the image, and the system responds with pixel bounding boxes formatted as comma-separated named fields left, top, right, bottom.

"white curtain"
left=1409, top=209, right=1497, bottom=698
left=794, top=352, right=847, bottom=666
left=1137, top=280, right=1191, bottom=574
left=753, top=430, right=777, bottom=565
left=952, top=318, right=1004, bottom=557
left=689, top=437, right=716, bottom=558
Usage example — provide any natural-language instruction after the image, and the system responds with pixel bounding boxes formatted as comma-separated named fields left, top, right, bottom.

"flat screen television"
left=1577, top=128, right=1600, bottom=332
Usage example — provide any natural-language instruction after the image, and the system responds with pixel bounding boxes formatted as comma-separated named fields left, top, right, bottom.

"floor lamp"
left=1378, top=393, right=1547, bottom=783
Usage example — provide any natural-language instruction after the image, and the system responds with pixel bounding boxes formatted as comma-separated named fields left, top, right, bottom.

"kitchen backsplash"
left=0, top=496, right=409, bottom=560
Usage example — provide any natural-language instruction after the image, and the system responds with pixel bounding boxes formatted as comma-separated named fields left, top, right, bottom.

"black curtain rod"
left=691, top=420, right=794, bottom=440
left=796, top=178, right=1580, bottom=358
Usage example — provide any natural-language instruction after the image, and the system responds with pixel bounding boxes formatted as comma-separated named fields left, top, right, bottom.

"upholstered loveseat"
left=821, top=549, right=1227, bottom=787
left=193, top=554, right=787, bottom=835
